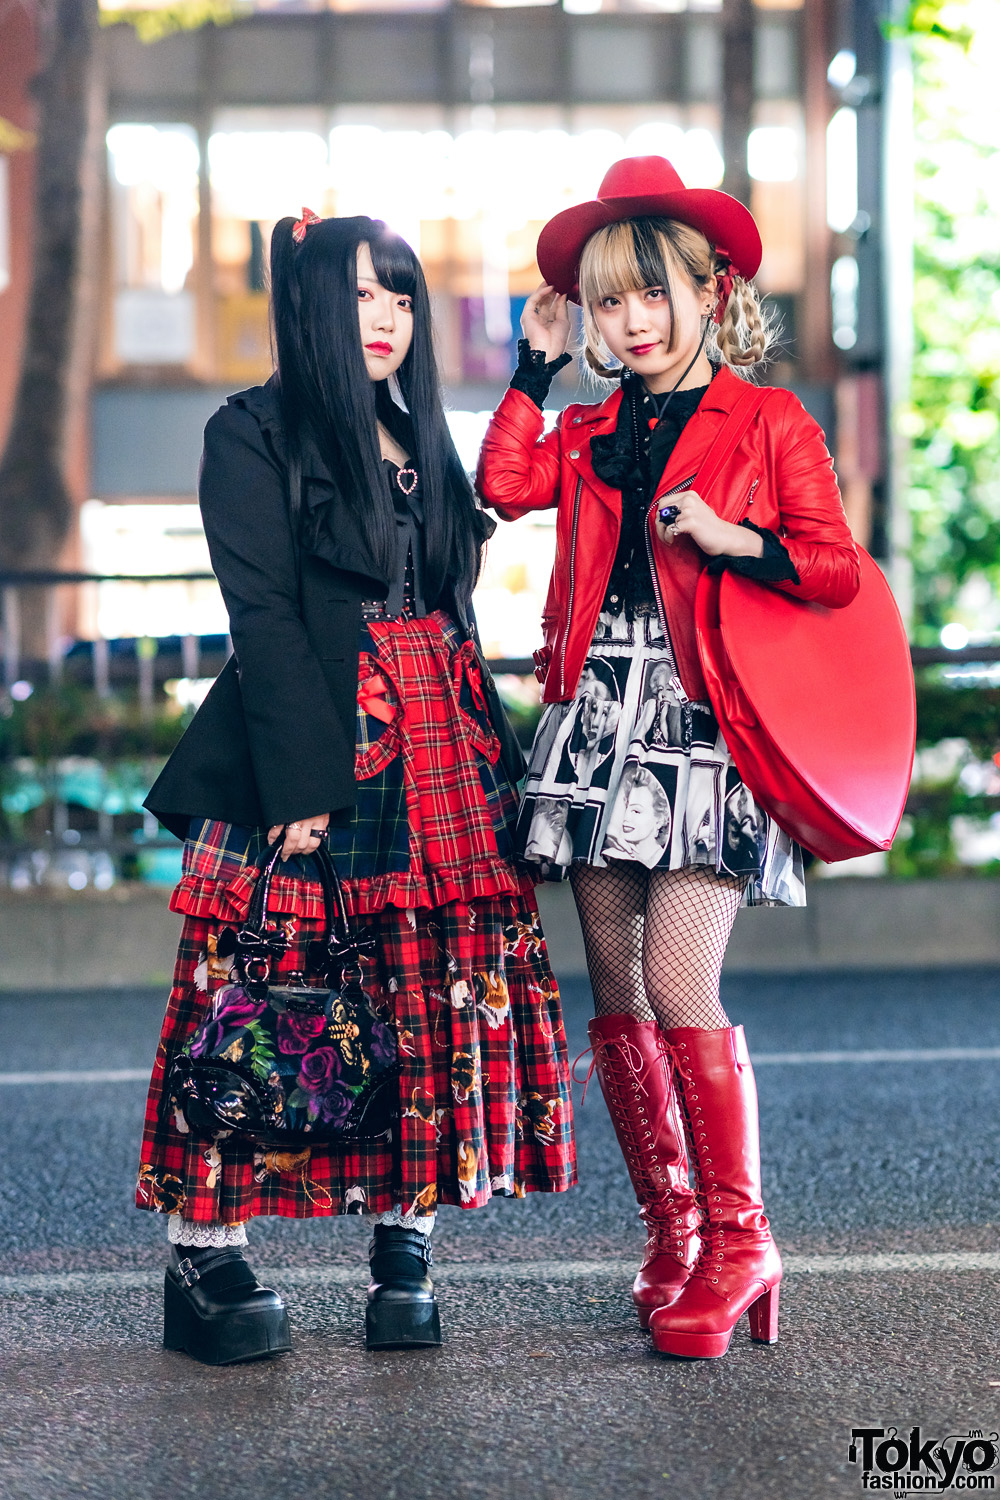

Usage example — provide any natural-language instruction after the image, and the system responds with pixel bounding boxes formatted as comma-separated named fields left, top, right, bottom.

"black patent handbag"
left=169, top=837, right=398, bottom=1144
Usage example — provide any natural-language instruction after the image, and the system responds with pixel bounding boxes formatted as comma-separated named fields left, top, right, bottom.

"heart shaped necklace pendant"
left=395, top=466, right=418, bottom=497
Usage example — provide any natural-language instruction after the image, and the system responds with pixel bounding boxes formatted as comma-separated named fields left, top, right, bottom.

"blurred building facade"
left=0, top=0, right=901, bottom=661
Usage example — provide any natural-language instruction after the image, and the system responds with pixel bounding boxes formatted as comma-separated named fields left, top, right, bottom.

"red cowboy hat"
left=536, top=155, right=762, bottom=303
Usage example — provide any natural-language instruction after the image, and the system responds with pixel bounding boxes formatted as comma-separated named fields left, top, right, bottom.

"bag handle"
left=228, top=836, right=374, bottom=995
left=693, top=384, right=774, bottom=516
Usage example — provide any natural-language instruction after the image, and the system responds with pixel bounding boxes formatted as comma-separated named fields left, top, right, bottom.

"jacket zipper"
left=745, top=476, right=760, bottom=514
left=645, top=473, right=698, bottom=704
left=558, top=475, right=584, bottom=697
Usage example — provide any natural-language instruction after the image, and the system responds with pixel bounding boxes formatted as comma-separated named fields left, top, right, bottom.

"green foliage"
left=245, top=1020, right=277, bottom=1082
left=896, top=2, right=974, bottom=47
left=0, top=685, right=188, bottom=762
left=915, top=678, right=1000, bottom=752
left=902, top=0, right=1000, bottom=637
left=887, top=670, right=1000, bottom=876
left=887, top=784, right=1000, bottom=878
left=99, top=0, right=244, bottom=44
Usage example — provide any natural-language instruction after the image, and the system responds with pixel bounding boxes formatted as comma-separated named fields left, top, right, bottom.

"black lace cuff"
left=705, top=519, right=801, bottom=584
left=509, top=338, right=573, bottom=410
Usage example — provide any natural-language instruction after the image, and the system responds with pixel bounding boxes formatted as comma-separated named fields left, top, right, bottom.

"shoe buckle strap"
left=176, top=1256, right=200, bottom=1288
left=369, top=1229, right=434, bottom=1266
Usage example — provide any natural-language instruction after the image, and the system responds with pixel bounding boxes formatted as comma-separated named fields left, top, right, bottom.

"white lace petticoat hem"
left=167, top=1217, right=249, bottom=1248
left=369, top=1206, right=436, bottom=1235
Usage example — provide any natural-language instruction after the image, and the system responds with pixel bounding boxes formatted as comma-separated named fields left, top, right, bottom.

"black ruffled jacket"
left=145, top=378, right=521, bottom=839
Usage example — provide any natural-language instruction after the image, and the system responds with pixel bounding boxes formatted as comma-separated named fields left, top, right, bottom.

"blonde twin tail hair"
left=577, top=216, right=775, bottom=379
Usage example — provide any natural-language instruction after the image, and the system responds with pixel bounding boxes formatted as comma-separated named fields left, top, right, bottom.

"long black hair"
left=269, top=213, right=481, bottom=608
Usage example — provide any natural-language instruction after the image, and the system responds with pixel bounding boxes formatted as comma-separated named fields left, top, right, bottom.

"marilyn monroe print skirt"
left=515, top=607, right=806, bottom=907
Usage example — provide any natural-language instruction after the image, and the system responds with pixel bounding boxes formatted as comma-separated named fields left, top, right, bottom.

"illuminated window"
left=79, top=501, right=227, bottom=641
left=827, top=106, right=859, bottom=234
left=105, top=123, right=200, bottom=367
left=562, top=0, right=721, bottom=10
left=208, top=116, right=329, bottom=382
left=748, top=126, right=798, bottom=182
left=831, top=254, right=859, bottom=350
left=749, top=102, right=804, bottom=294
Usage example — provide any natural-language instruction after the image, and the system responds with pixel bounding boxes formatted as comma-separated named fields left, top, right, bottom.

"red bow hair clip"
left=292, top=207, right=322, bottom=245
left=712, top=247, right=736, bottom=326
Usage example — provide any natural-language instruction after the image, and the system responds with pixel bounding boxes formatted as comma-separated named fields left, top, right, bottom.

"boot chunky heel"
left=649, top=1267, right=782, bottom=1359
left=366, top=1224, right=442, bottom=1350
left=163, top=1245, right=292, bottom=1366
left=748, top=1284, right=780, bottom=1344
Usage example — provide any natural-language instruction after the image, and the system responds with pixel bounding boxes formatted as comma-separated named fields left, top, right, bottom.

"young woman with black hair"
left=136, top=212, right=576, bottom=1364
left=478, top=157, right=860, bottom=1360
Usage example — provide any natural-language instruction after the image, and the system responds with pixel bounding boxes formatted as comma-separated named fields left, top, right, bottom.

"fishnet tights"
left=569, top=863, right=747, bottom=1030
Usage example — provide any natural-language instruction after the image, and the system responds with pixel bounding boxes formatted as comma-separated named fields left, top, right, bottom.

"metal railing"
left=4, top=570, right=998, bottom=683
left=0, top=570, right=997, bottom=890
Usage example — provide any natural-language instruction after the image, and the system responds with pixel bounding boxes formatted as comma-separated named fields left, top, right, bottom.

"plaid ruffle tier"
left=137, top=612, right=577, bottom=1226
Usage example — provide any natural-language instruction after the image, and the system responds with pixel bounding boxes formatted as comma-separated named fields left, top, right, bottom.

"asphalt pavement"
left=1, top=967, right=999, bottom=1500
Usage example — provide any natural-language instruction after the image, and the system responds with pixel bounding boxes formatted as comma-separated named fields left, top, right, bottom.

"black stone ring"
left=310, top=828, right=329, bottom=839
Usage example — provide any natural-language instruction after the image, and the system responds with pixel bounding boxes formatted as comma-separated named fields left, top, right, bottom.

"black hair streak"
left=628, top=218, right=678, bottom=354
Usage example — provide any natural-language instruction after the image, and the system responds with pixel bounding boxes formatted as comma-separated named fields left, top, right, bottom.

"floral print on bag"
left=172, top=978, right=398, bottom=1141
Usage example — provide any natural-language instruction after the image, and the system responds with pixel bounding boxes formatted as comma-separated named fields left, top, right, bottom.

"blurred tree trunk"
left=0, top=0, right=98, bottom=570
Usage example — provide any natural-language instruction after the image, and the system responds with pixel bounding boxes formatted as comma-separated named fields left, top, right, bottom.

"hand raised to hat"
left=520, top=283, right=571, bottom=362
left=655, top=489, right=764, bottom=559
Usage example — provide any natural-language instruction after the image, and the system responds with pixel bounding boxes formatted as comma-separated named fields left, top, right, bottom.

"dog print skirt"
left=137, top=610, right=576, bottom=1229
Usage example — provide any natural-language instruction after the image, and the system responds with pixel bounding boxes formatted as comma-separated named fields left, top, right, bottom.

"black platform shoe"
left=365, top=1225, right=442, bottom=1351
left=163, top=1244, right=292, bottom=1366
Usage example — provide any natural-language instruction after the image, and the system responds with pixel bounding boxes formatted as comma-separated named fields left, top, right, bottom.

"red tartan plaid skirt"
left=137, top=612, right=577, bottom=1226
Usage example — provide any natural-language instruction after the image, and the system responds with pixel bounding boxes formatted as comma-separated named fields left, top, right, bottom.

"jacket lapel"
left=232, top=379, right=389, bottom=587
left=563, top=387, right=625, bottom=517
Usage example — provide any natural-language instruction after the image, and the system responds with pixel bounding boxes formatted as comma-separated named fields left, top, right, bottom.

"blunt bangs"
left=579, top=219, right=675, bottom=305
left=369, top=224, right=419, bottom=300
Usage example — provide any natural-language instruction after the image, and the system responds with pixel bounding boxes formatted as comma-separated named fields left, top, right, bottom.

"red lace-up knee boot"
left=588, top=1016, right=701, bottom=1328
left=648, top=1025, right=782, bottom=1359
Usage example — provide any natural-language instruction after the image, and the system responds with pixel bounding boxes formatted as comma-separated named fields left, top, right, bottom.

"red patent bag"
left=695, top=555, right=915, bottom=861
left=689, top=396, right=916, bottom=864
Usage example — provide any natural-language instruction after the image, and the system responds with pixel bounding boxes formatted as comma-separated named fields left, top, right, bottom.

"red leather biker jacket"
left=476, top=365, right=861, bottom=705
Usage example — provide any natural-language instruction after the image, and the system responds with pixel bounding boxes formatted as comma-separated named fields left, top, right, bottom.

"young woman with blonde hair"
left=478, top=157, right=860, bottom=1359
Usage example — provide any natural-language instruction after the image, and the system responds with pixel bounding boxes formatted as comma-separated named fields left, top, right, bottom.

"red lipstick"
left=365, top=341, right=393, bottom=357
left=628, top=342, right=659, bottom=356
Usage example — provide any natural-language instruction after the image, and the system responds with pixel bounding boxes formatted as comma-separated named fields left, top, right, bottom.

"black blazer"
left=145, top=379, right=526, bottom=840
